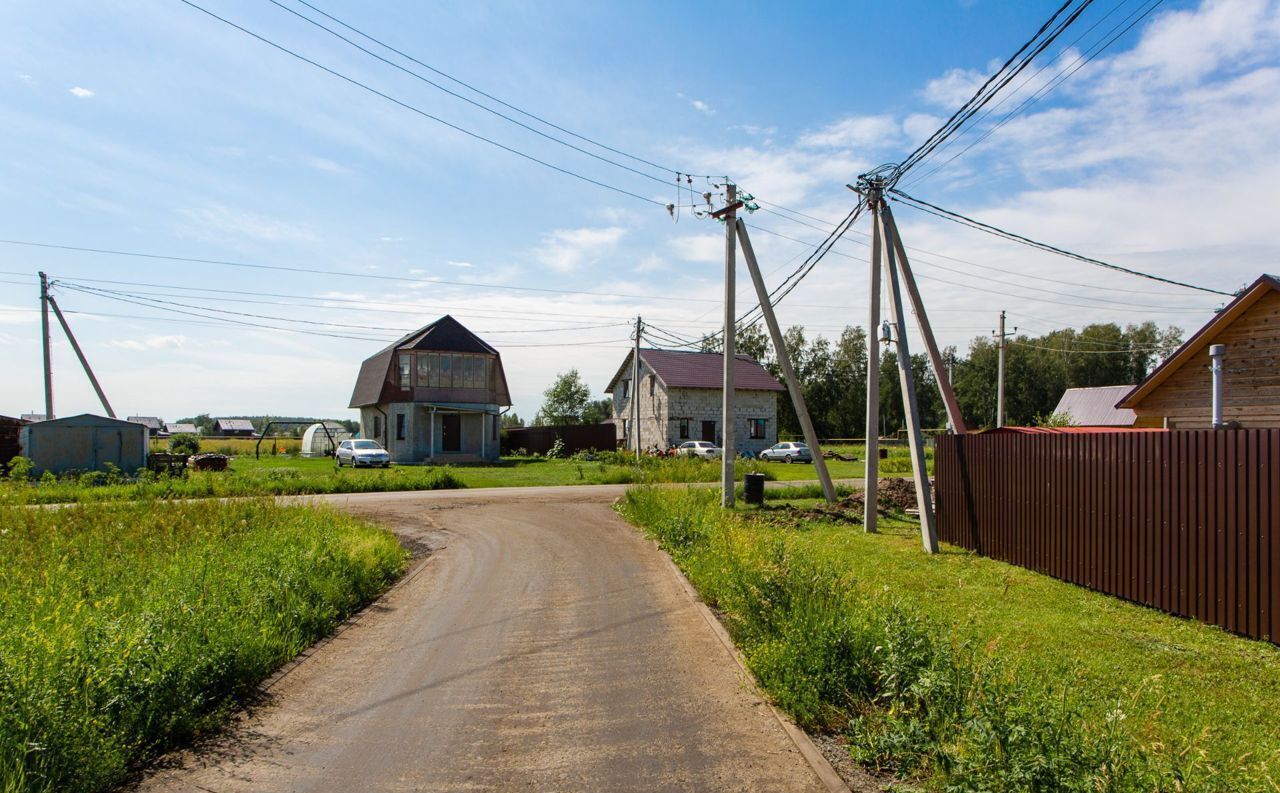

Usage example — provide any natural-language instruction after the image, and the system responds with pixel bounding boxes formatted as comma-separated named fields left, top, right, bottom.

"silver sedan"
left=759, top=442, right=812, bottom=463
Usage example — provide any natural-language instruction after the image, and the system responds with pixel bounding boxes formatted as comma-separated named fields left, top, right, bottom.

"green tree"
left=501, top=413, right=526, bottom=429
left=534, top=370, right=592, bottom=426
left=581, top=398, right=613, bottom=425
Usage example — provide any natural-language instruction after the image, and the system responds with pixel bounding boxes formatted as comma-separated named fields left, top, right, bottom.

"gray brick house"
left=348, top=316, right=511, bottom=463
left=604, top=348, right=783, bottom=454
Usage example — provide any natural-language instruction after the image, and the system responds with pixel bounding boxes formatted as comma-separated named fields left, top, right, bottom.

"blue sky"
left=2, top=0, right=1277, bottom=421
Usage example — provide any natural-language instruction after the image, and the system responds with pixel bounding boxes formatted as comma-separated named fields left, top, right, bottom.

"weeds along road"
left=134, top=486, right=839, bottom=793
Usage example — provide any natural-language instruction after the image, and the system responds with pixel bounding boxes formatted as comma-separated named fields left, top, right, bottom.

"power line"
left=0, top=238, right=725, bottom=304
left=904, top=0, right=1167, bottom=187
left=888, top=189, right=1233, bottom=296
left=1010, top=340, right=1166, bottom=354
left=264, top=0, right=698, bottom=194
left=177, top=0, right=673, bottom=208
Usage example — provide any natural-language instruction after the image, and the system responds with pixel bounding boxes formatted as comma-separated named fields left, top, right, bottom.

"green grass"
left=0, top=497, right=407, bottom=793
left=619, top=486, right=1280, bottom=791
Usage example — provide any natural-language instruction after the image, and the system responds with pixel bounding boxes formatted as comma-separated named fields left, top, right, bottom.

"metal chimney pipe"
left=1209, top=344, right=1226, bottom=429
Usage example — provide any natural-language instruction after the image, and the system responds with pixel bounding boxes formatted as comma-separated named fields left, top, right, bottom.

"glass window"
left=396, top=413, right=406, bottom=441
left=417, top=355, right=431, bottom=387
left=678, top=418, right=690, bottom=439
left=750, top=419, right=767, bottom=439
left=649, top=376, right=655, bottom=396
left=398, top=354, right=411, bottom=389
left=620, top=380, right=629, bottom=399
left=465, top=357, right=484, bottom=389
left=438, top=354, right=453, bottom=387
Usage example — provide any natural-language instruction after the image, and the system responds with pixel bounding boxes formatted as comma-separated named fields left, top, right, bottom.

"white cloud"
left=533, top=226, right=626, bottom=273
left=446, top=260, right=473, bottom=268
left=107, top=335, right=189, bottom=351
left=799, top=114, right=899, bottom=149
left=176, top=204, right=317, bottom=244
left=678, top=92, right=715, bottom=115
left=667, top=234, right=723, bottom=264
left=68, top=86, right=94, bottom=98
left=16, top=74, right=32, bottom=83
left=921, top=66, right=988, bottom=108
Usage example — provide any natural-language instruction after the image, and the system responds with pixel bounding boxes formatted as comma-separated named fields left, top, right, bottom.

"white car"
left=336, top=439, right=391, bottom=468
left=759, top=442, right=813, bottom=463
left=677, top=440, right=722, bottom=459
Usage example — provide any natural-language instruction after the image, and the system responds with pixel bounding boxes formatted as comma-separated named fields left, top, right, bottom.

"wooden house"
left=1118, top=274, right=1280, bottom=428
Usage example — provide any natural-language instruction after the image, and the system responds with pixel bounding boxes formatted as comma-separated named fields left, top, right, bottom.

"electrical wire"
left=888, top=190, right=1233, bottom=296
left=177, top=0, right=673, bottom=208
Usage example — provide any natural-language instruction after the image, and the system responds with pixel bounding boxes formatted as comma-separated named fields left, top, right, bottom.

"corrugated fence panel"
left=936, top=431, right=1280, bottom=645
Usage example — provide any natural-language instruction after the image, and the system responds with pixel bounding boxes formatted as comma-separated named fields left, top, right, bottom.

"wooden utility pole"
left=631, top=315, right=642, bottom=454
left=40, top=272, right=54, bottom=420
left=864, top=214, right=882, bottom=532
left=736, top=219, right=837, bottom=503
left=881, top=204, right=967, bottom=434
left=882, top=212, right=938, bottom=553
left=48, top=294, right=115, bottom=418
left=994, top=310, right=1015, bottom=428
left=720, top=184, right=738, bottom=507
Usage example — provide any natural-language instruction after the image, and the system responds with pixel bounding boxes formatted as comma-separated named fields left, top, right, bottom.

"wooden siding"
left=1134, top=291, right=1280, bottom=428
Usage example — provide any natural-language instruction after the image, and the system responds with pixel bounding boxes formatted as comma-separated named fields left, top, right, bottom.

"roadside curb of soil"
left=646, top=529, right=856, bottom=793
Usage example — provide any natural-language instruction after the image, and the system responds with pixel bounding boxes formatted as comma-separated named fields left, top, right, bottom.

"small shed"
left=1051, top=386, right=1137, bottom=427
left=20, top=413, right=149, bottom=476
left=0, top=415, right=27, bottom=471
left=300, top=422, right=351, bottom=457
left=214, top=418, right=256, bottom=437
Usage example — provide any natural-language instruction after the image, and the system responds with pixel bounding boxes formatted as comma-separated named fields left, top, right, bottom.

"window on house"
left=678, top=418, right=690, bottom=439
left=492, top=413, right=498, bottom=441
left=622, top=418, right=630, bottom=437
left=649, top=376, right=655, bottom=396
left=416, top=355, right=430, bottom=387
left=750, top=418, right=767, bottom=439
left=373, top=414, right=382, bottom=439
left=396, top=413, right=406, bottom=441
left=398, top=355, right=411, bottom=389
left=620, top=380, right=629, bottom=399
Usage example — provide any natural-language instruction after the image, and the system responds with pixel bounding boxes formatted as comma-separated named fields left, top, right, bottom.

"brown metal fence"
left=935, top=430, right=1279, bottom=644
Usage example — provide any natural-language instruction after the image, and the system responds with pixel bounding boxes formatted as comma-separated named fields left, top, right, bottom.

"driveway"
left=135, top=486, right=839, bottom=792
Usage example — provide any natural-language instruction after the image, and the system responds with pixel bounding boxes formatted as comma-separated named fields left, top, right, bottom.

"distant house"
left=214, top=418, right=256, bottom=437
left=1118, top=274, right=1279, bottom=428
left=165, top=422, right=200, bottom=435
left=1051, top=386, right=1137, bottom=427
left=604, top=348, right=784, bottom=454
left=1, top=415, right=27, bottom=470
left=20, top=414, right=149, bottom=475
left=20, top=413, right=46, bottom=423
left=127, top=416, right=166, bottom=436
left=348, top=315, right=512, bottom=463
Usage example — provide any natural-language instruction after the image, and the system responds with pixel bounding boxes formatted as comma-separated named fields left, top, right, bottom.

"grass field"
left=2, top=444, right=924, bottom=504
left=620, top=486, right=1280, bottom=791
left=0, top=497, right=406, bottom=793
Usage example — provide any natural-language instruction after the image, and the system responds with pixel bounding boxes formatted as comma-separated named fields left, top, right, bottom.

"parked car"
left=336, top=439, right=391, bottom=468
left=677, top=440, right=722, bottom=459
left=759, top=441, right=813, bottom=463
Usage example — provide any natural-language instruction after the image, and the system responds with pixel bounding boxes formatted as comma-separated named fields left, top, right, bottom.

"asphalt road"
left=135, top=486, right=838, bottom=793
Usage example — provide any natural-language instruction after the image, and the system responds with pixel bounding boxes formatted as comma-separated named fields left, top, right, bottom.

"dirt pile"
left=839, top=477, right=930, bottom=513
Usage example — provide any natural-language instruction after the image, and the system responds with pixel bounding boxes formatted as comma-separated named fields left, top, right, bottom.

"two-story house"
left=348, top=315, right=512, bottom=463
left=604, top=348, right=783, bottom=455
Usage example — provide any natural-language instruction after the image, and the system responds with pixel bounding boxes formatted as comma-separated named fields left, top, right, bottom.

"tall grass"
left=0, top=497, right=406, bottom=793
left=3, top=463, right=464, bottom=505
left=619, top=487, right=1270, bottom=791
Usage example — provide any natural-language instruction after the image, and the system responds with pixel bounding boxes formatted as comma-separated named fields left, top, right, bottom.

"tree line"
left=707, top=320, right=1182, bottom=436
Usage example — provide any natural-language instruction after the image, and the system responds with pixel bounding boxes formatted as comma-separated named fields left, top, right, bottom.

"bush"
left=168, top=433, right=200, bottom=456
left=6, top=456, right=33, bottom=481
left=546, top=437, right=566, bottom=459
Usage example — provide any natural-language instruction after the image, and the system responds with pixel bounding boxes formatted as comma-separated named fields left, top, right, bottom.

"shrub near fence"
left=935, top=430, right=1280, bottom=645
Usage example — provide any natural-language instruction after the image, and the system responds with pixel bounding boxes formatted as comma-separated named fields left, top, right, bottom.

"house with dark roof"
left=127, top=416, right=166, bottom=436
left=214, top=418, right=256, bottom=436
left=1051, top=386, right=1137, bottom=427
left=604, top=348, right=784, bottom=454
left=348, top=315, right=512, bottom=463
left=1118, top=274, right=1280, bottom=428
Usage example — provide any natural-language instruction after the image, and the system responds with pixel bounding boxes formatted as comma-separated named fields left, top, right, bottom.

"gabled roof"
left=215, top=418, right=256, bottom=431
left=165, top=423, right=199, bottom=434
left=1118, top=274, right=1278, bottom=408
left=127, top=416, right=165, bottom=431
left=28, top=413, right=142, bottom=429
left=20, top=413, right=46, bottom=422
left=1052, top=386, right=1136, bottom=427
left=349, top=315, right=509, bottom=408
left=605, top=348, right=784, bottom=393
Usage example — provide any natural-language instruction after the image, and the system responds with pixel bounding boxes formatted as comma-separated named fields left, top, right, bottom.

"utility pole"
left=864, top=212, right=882, bottom=532
left=631, top=315, right=642, bottom=455
left=39, top=272, right=54, bottom=420
left=47, top=293, right=115, bottom=418
left=994, top=311, right=1015, bottom=428
left=719, top=183, right=738, bottom=507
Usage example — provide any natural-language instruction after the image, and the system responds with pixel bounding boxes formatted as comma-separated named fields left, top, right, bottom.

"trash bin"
left=743, top=472, right=766, bottom=505
left=879, top=448, right=889, bottom=460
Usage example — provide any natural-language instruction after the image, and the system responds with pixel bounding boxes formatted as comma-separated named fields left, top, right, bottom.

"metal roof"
left=1051, top=386, right=1137, bottom=427
left=605, top=348, right=784, bottom=393
left=127, top=416, right=165, bottom=430
left=349, top=315, right=511, bottom=408
left=165, top=423, right=199, bottom=434
left=215, top=419, right=256, bottom=431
